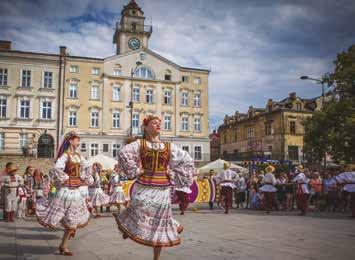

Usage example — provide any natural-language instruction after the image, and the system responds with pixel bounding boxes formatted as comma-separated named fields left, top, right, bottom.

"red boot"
left=5, top=212, right=10, bottom=222
left=10, top=211, right=15, bottom=222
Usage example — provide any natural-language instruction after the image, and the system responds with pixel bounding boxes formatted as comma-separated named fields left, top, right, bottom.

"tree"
left=304, top=45, right=355, bottom=165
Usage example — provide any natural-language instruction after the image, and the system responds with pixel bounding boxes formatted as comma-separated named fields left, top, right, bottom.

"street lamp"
left=300, top=75, right=327, bottom=171
left=300, top=75, right=325, bottom=107
left=129, top=61, right=143, bottom=138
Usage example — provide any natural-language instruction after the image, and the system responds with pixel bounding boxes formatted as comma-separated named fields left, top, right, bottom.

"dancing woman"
left=113, top=116, right=195, bottom=260
left=109, top=164, right=129, bottom=213
left=89, top=163, right=110, bottom=218
left=36, top=132, right=93, bottom=256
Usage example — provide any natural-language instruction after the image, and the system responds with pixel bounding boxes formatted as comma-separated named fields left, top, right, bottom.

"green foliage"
left=304, top=45, right=355, bottom=164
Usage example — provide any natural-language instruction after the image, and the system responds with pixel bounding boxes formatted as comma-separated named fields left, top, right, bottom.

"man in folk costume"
left=175, top=184, right=192, bottom=215
left=36, top=132, right=94, bottom=256
left=292, top=165, right=310, bottom=215
left=214, top=162, right=239, bottom=214
left=113, top=116, right=195, bottom=260
left=335, top=164, right=355, bottom=218
left=259, top=165, right=277, bottom=214
left=1, top=162, right=23, bottom=222
left=109, top=164, right=129, bottom=213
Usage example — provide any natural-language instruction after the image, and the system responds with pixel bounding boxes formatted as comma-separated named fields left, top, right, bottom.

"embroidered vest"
left=137, top=139, right=171, bottom=187
left=63, top=153, right=82, bottom=188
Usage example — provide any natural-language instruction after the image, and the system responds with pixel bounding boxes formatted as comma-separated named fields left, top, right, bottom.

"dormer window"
left=165, top=70, right=172, bottom=81
left=134, top=66, right=154, bottom=79
left=296, top=103, right=301, bottom=111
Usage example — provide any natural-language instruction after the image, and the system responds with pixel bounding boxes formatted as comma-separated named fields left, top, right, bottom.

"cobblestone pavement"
left=1, top=208, right=354, bottom=260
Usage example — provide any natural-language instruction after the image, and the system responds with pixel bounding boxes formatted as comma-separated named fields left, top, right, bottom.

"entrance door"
left=37, top=134, right=54, bottom=158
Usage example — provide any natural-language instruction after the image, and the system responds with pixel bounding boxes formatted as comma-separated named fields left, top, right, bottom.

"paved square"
left=1, top=209, right=354, bottom=260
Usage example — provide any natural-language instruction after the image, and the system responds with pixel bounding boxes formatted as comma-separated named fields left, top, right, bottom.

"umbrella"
left=197, top=159, right=248, bottom=176
left=87, top=154, right=117, bottom=170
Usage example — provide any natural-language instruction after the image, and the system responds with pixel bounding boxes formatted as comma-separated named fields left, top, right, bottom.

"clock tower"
left=113, top=0, right=152, bottom=54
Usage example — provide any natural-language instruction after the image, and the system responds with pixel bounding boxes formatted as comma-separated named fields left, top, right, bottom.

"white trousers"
left=5, top=197, right=18, bottom=212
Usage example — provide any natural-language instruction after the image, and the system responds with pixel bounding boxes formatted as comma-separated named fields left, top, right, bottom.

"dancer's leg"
left=153, top=247, right=162, bottom=260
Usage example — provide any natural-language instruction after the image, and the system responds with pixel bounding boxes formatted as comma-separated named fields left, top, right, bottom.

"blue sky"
left=1, top=0, right=354, bottom=130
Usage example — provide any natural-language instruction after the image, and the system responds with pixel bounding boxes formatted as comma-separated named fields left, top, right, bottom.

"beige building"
left=59, top=0, right=210, bottom=162
left=0, top=41, right=60, bottom=157
left=218, top=92, right=323, bottom=164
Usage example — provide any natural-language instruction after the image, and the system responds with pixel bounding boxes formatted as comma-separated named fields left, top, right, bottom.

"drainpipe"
left=281, top=110, right=285, bottom=164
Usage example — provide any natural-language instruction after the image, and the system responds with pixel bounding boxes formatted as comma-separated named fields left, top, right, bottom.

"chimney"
left=0, top=40, right=12, bottom=51
left=289, top=92, right=296, bottom=100
left=59, top=46, right=67, bottom=56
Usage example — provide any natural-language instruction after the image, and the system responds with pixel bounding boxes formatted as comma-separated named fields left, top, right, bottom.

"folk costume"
left=1, top=165, right=23, bottom=222
left=89, top=171, right=110, bottom=208
left=260, top=166, right=277, bottom=213
left=292, top=166, right=310, bottom=215
left=36, top=132, right=94, bottom=231
left=109, top=171, right=128, bottom=205
left=175, top=186, right=192, bottom=215
left=335, top=170, right=355, bottom=217
left=17, top=185, right=29, bottom=219
left=114, top=137, right=195, bottom=248
left=214, top=167, right=239, bottom=214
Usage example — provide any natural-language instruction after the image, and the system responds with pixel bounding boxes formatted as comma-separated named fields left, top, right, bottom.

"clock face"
left=128, top=38, right=141, bottom=50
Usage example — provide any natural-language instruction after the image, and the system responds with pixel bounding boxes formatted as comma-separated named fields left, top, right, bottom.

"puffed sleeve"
left=117, top=140, right=141, bottom=179
left=80, top=156, right=94, bottom=186
left=49, top=153, right=69, bottom=184
left=169, top=143, right=195, bottom=189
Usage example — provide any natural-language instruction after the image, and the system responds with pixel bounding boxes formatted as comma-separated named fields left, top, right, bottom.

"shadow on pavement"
left=0, top=232, right=59, bottom=240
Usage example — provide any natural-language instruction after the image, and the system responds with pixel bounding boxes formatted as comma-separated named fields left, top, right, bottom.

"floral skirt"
left=114, top=184, right=183, bottom=248
left=89, top=188, right=110, bottom=207
left=110, top=186, right=128, bottom=204
left=36, top=187, right=90, bottom=230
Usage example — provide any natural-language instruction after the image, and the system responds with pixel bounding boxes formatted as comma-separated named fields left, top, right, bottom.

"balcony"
left=116, top=22, right=153, bottom=34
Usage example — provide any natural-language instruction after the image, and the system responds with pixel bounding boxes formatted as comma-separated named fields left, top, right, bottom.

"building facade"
left=0, top=0, right=210, bottom=162
left=218, top=92, right=323, bottom=165
left=0, top=41, right=60, bottom=157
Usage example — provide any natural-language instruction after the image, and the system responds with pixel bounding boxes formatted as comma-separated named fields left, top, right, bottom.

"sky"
left=1, top=0, right=354, bottom=131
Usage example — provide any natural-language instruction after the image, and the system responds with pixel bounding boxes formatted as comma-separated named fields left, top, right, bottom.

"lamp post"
left=300, top=75, right=327, bottom=171
left=300, top=75, right=325, bottom=107
left=129, top=61, right=143, bottom=138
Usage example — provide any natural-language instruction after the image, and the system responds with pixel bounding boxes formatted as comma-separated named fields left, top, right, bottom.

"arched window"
left=134, top=66, right=154, bottom=79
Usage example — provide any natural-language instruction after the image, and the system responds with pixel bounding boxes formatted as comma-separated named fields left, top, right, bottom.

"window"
left=134, top=67, right=154, bottom=79
left=194, top=92, right=201, bottom=107
left=0, top=68, right=8, bottom=86
left=41, top=101, right=52, bottom=119
left=0, top=98, right=7, bottom=118
left=91, top=110, right=99, bottom=127
left=133, top=87, right=140, bottom=102
left=112, top=111, right=120, bottom=128
left=43, top=71, right=53, bottom=88
left=194, top=146, right=202, bottom=160
left=68, top=110, right=77, bottom=126
left=193, top=77, right=201, bottom=84
left=132, top=22, right=137, bottom=31
left=132, top=113, right=139, bottom=128
left=246, top=127, right=254, bottom=139
left=290, top=121, right=296, bottom=134
left=19, top=133, right=28, bottom=148
left=113, top=69, right=122, bottom=76
left=165, top=74, right=171, bottom=81
left=194, top=117, right=201, bottom=132
left=139, top=53, right=147, bottom=61
left=296, top=103, right=301, bottom=111
left=81, top=143, right=87, bottom=152
left=69, top=83, right=78, bottom=98
left=265, top=122, right=273, bottom=135
left=90, top=143, right=99, bottom=156
left=181, top=116, right=189, bottom=131
left=21, top=70, right=31, bottom=87
left=234, top=131, right=238, bottom=142
left=92, top=67, right=100, bottom=75
left=91, top=85, right=100, bottom=100
left=182, top=76, right=189, bottom=83
left=70, top=65, right=78, bottom=73
left=164, top=115, right=171, bottom=131
left=181, top=92, right=189, bottom=106
left=103, top=144, right=109, bottom=153
left=0, top=133, right=4, bottom=150
left=182, top=146, right=189, bottom=153
left=112, top=144, right=121, bottom=158
left=146, top=89, right=153, bottom=103
left=112, top=86, right=121, bottom=101
left=288, top=146, right=299, bottom=161
left=164, top=90, right=172, bottom=105
left=19, top=100, right=30, bottom=119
